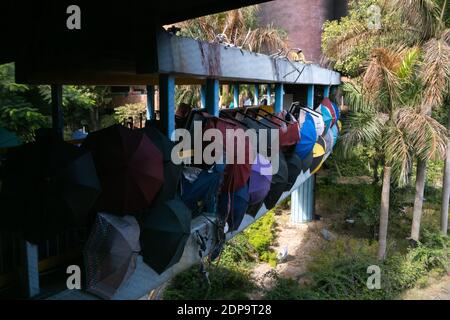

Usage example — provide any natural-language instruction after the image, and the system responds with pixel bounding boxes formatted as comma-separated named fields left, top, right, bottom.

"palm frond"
left=383, top=124, right=412, bottom=186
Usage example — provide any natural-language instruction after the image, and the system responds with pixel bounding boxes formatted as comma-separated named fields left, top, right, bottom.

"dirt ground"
left=400, top=276, right=450, bottom=300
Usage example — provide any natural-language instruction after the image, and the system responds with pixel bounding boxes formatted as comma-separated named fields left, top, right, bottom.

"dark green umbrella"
left=264, top=152, right=289, bottom=210
left=301, top=151, right=314, bottom=173
left=1, top=131, right=101, bottom=243
left=286, top=153, right=303, bottom=188
left=0, top=128, right=21, bottom=148
left=142, top=199, right=191, bottom=274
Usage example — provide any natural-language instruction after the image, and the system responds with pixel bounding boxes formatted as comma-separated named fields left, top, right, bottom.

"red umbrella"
left=202, top=113, right=254, bottom=192
left=321, top=98, right=337, bottom=126
left=82, top=125, right=164, bottom=215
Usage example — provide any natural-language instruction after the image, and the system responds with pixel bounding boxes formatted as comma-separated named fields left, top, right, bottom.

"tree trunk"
left=378, top=166, right=391, bottom=261
left=411, top=160, right=427, bottom=242
left=441, top=108, right=450, bottom=236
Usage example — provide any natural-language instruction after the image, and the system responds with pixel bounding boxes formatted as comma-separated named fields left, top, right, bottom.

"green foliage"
left=114, top=103, right=146, bottom=126
left=0, top=105, right=49, bottom=142
left=244, top=211, right=277, bottom=266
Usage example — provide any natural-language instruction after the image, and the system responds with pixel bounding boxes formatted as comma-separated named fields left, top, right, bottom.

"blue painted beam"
left=159, top=74, right=175, bottom=139
left=146, top=85, right=155, bottom=120
left=323, top=85, right=330, bottom=99
left=307, top=84, right=315, bottom=109
left=200, top=85, right=206, bottom=109
left=254, top=84, right=259, bottom=106
left=51, top=84, right=64, bottom=138
left=233, top=84, right=239, bottom=109
left=205, top=79, right=220, bottom=116
left=266, top=84, right=272, bottom=105
left=274, top=83, right=284, bottom=113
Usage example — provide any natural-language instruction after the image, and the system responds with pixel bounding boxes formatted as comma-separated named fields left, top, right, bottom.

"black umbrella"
left=0, top=131, right=101, bottom=243
left=142, top=122, right=182, bottom=204
left=286, top=153, right=303, bottom=188
left=264, top=153, right=289, bottom=210
left=301, top=151, right=314, bottom=173
left=247, top=201, right=264, bottom=218
left=84, top=213, right=141, bottom=299
left=142, top=199, right=191, bottom=274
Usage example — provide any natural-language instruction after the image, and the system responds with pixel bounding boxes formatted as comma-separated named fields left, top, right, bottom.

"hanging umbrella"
left=142, top=122, right=182, bottom=204
left=0, top=128, right=21, bottom=148
left=142, top=199, right=191, bottom=274
left=82, top=125, right=164, bottom=215
left=219, top=184, right=250, bottom=232
left=295, top=112, right=317, bottom=159
left=332, top=102, right=341, bottom=122
left=301, top=151, right=314, bottom=173
left=0, top=132, right=101, bottom=242
left=310, top=136, right=327, bottom=175
left=321, top=98, right=337, bottom=127
left=181, top=166, right=224, bottom=217
left=320, top=104, right=333, bottom=135
left=248, top=154, right=272, bottom=205
left=286, top=153, right=303, bottom=188
left=84, top=213, right=140, bottom=300
left=264, top=152, right=289, bottom=210
left=324, top=129, right=334, bottom=154
left=331, top=125, right=339, bottom=147
left=247, top=201, right=264, bottom=218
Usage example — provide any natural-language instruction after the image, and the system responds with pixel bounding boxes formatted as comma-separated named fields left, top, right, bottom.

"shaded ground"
left=400, top=276, right=450, bottom=300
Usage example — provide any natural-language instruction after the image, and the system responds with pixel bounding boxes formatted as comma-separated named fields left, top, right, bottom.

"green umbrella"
left=142, top=199, right=191, bottom=274
left=0, top=128, right=21, bottom=148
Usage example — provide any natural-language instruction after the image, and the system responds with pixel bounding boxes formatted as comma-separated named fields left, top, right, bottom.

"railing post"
left=200, top=85, right=206, bottom=109
left=307, top=84, right=315, bottom=109
left=146, top=85, right=155, bottom=120
left=51, top=84, right=63, bottom=138
left=233, top=84, right=239, bottom=109
left=254, top=84, right=259, bottom=106
left=324, top=85, right=330, bottom=99
left=266, top=84, right=272, bottom=105
left=20, top=241, right=40, bottom=298
left=274, top=83, right=284, bottom=113
left=159, top=74, right=176, bottom=139
left=205, top=79, right=220, bottom=117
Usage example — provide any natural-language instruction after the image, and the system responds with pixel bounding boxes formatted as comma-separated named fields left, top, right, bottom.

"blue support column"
left=200, top=85, right=206, bottom=109
left=291, top=176, right=315, bottom=224
left=233, top=84, right=239, bottom=109
left=51, top=84, right=64, bottom=138
left=205, top=79, right=220, bottom=116
left=274, top=83, right=284, bottom=113
left=323, top=85, right=330, bottom=99
left=20, top=241, right=40, bottom=298
left=146, top=85, right=155, bottom=120
left=254, top=84, right=259, bottom=106
left=159, top=74, right=176, bottom=139
left=266, top=84, right=272, bottom=105
left=307, top=84, right=315, bottom=109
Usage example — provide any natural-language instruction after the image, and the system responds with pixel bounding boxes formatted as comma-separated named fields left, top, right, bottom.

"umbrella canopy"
left=301, top=151, right=314, bottom=173
left=310, top=136, right=327, bottom=175
left=247, top=201, right=264, bottom=218
left=82, top=125, right=164, bottom=215
left=0, top=128, right=21, bottom=148
left=1, top=133, right=101, bottom=242
left=332, top=102, right=341, bottom=122
left=324, top=129, right=334, bottom=154
left=248, top=154, right=272, bottom=205
left=218, top=184, right=250, bottom=232
left=321, top=98, right=337, bottom=127
left=295, top=112, right=317, bottom=159
left=181, top=166, right=224, bottom=216
left=320, top=104, right=333, bottom=135
left=142, top=122, right=182, bottom=204
left=84, top=213, right=140, bottom=300
left=331, top=125, right=339, bottom=147
left=286, top=153, right=303, bottom=188
left=142, top=199, right=191, bottom=274
left=264, top=152, right=289, bottom=210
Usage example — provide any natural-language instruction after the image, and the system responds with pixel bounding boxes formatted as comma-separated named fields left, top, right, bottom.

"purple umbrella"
left=248, top=154, right=272, bottom=205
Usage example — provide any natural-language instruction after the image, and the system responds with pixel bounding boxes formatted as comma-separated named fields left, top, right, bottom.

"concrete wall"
left=259, top=0, right=348, bottom=63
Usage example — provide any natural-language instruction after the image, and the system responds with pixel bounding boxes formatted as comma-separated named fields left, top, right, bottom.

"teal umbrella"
left=0, top=128, right=21, bottom=148
left=331, top=125, right=339, bottom=147
left=320, top=105, right=333, bottom=135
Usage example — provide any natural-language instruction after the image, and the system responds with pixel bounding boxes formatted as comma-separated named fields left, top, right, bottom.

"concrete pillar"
left=51, top=84, right=63, bottom=138
left=324, top=85, right=330, bottom=99
left=205, top=79, right=220, bottom=116
left=307, top=84, right=315, bottom=108
left=233, top=84, right=239, bottom=108
left=200, top=85, right=206, bottom=109
left=20, top=241, right=40, bottom=298
left=146, top=85, right=155, bottom=120
left=159, top=74, right=176, bottom=139
left=254, top=84, right=259, bottom=106
left=274, top=83, right=284, bottom=113
left=267, top=84, right=272, bottom=104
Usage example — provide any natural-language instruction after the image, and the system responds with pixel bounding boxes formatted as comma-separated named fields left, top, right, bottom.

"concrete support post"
left=266, top=84, right=272, bottom=105
left=274, top=83, right=284, bottom=113
left=254, top=84, right=259, bottom=106
left=146, top=85, right=155, bottom=120
left=324, top=85, right=330, bottom=99
left=20, top=241, right=40, bottom=298
left=159, top=74, right=176, bottom=139
left=233, top=84, right=239, bottom=109
left=206, top=79, right=220, bottom=117
left=200, top=85, right=206, bottom=109
left=51, top=84, right=63, bottom=138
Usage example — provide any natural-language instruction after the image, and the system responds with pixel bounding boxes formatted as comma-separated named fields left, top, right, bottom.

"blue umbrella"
left=331, top=125, right=339, bottom=147
left=320, top=105, right=333, bottom=135
left=181, top=166, right=224, bottom=216
left=295, top=112, right=317, bottom=159
left=332, top=102, right=340, bottom=122
left=219, top=184, right=250, bottom=232
left=0, top=128, right=21, bottom=148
